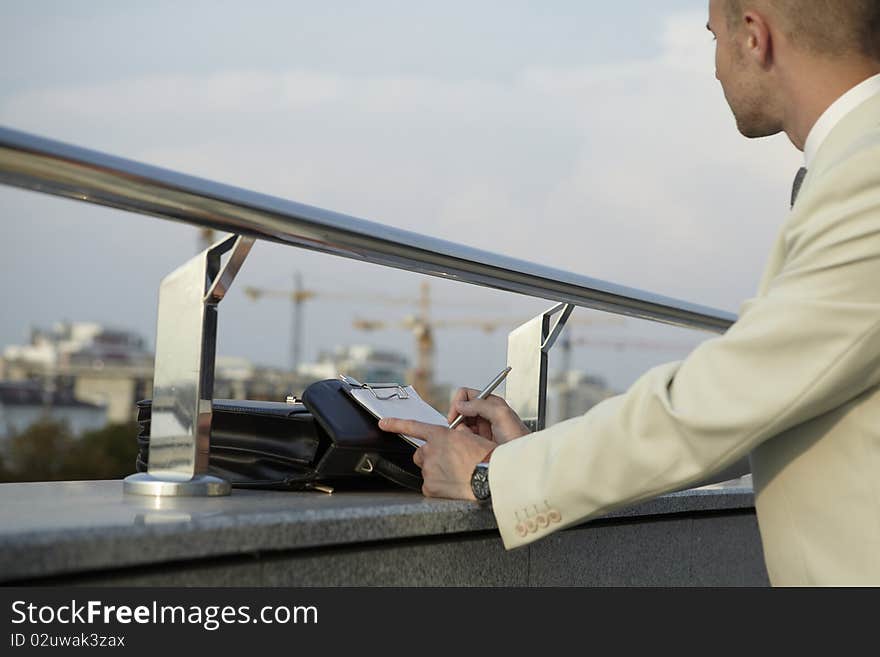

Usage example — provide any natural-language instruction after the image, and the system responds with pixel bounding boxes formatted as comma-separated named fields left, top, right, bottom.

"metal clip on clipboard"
left=339, top=375, right=410, bottom=401
left=338, top=374, right=448, bottom=448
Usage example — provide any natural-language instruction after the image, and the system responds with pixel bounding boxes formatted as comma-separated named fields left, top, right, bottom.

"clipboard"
left=339, top=375, right=448, bottom=448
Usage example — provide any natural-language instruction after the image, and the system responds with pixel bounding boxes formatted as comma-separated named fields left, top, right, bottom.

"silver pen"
left=448, top=366, right=512, bottom=429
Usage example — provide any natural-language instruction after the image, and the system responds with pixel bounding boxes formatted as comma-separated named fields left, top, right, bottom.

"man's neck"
left=781, top=58, right=880, bottom=152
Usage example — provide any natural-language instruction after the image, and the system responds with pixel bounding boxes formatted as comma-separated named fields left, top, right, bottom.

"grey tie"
left=791, top=167, right=807, bottom=208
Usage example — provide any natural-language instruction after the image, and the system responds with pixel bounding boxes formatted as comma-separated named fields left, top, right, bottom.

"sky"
left=0, top=0, right=803, bottom=394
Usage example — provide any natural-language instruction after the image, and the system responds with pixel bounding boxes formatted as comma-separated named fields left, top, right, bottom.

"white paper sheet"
left=347, top=385, right=447, bottom=448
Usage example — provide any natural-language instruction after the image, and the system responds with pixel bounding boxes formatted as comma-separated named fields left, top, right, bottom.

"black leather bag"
left=135, top=379, right=423, bottom=491
left=300, top=378, right=423, bottom=490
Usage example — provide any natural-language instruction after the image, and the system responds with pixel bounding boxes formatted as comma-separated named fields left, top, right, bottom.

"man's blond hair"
left=724, top=0, right=880, bottom=60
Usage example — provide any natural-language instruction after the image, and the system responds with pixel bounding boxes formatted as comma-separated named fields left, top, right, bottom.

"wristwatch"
left=470, top=462, right=491, bottom=502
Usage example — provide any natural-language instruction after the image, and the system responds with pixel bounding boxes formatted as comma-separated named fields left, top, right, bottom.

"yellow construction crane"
left=197, top=227, right=217, bottom=253
left=557, top=333, right=700, bottom=379
left=554, top=333, right=701, bottom=419
left=243, top=274, right=424, bottom=371
left=254, top=280, right=437, bottom=399
left=247, top=272, right=630, bottom=403
left=562, top=336, right=700, bottom=352
left=353, top=297, right=625, bottom=402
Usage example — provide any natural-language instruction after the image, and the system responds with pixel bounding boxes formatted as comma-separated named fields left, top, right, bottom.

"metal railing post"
left=506, top=303, right=574, bottom=431
left=123, top=234, right=254, bottom=497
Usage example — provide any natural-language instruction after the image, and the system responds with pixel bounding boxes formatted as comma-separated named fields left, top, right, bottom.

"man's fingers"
left=452, top=397, right=501, bottom=420
left=447, top=388, right=480, bottom=422
left=451, top=387, right=481, bottom=402
left=379, top=417, right=442, bottom=441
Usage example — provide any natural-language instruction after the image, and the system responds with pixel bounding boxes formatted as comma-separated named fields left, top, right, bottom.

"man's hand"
left=378, top=418, right=495, bottom=500
left=446, top=388, right=531, bottom=445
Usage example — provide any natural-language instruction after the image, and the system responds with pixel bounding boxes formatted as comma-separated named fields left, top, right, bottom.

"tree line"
left=0, top=419, right=139, bottom=482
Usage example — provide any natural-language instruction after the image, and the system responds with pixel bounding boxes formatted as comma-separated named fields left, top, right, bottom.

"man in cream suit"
left=380, top=0, right=880, bottom=586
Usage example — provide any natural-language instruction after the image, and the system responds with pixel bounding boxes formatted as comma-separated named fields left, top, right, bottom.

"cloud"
left=5, top=70, right=345, bottom=116
left=0, top=8, right=804, bottom=389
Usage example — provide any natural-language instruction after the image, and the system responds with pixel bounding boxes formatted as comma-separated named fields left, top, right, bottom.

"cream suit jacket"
left=489, top=91, right=880, bottom=586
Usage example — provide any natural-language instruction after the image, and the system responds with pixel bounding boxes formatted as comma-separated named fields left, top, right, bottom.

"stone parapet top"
left=0, top=480, right=754, bottom=582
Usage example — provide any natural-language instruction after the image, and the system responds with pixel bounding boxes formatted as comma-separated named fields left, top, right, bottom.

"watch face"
left=471, top=465, right=490, bottom=501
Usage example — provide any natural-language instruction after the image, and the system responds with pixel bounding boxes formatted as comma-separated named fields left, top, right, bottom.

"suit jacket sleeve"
left=489, top=140, right=880, bottom=550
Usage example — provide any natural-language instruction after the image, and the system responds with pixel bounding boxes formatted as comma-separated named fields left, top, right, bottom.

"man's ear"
left=743, top=10, right=773, bottom=68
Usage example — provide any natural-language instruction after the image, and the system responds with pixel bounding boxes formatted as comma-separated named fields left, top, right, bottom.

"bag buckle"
left=355, top=454, right=376, bottom=474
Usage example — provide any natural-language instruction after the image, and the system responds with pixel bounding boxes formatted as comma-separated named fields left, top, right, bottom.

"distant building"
left=4, top=322, right=153, bottom=370
left=2, top=322, right=153, bottom=423
left=296, top=344, right=453, bottom=408
left=298, top=345, right=410, bottom=385
left=0, top=381, right=107, bottom=442
left=1, top=325, right=423, bottom=415
left=212, top=356, right=310, bottom=401
left=212, top=355, right=257, bottom=399
left=546, top=371, right=617, bottom=425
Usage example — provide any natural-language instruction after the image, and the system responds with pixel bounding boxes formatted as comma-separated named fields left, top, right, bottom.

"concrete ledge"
left=0, top=480, right=767, bottom=586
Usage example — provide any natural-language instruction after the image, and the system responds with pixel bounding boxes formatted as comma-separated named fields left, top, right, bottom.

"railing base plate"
left=123, top=473, right=231, bottom=497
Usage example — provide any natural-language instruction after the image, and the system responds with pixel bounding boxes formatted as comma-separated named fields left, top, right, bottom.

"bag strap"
left=355, top=453, right=423, bottom=491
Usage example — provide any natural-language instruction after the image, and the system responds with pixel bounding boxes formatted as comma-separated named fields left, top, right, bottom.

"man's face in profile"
left=708, top=0, right=782, bottom=138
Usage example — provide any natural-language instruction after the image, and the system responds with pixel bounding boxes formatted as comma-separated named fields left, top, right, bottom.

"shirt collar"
left=803, top=72, right=880, bottom=167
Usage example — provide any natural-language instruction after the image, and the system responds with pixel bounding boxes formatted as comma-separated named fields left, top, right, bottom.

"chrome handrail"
left=0, top=125, right=742, bottom=496
left=0, top=126, right=736, bottom=332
